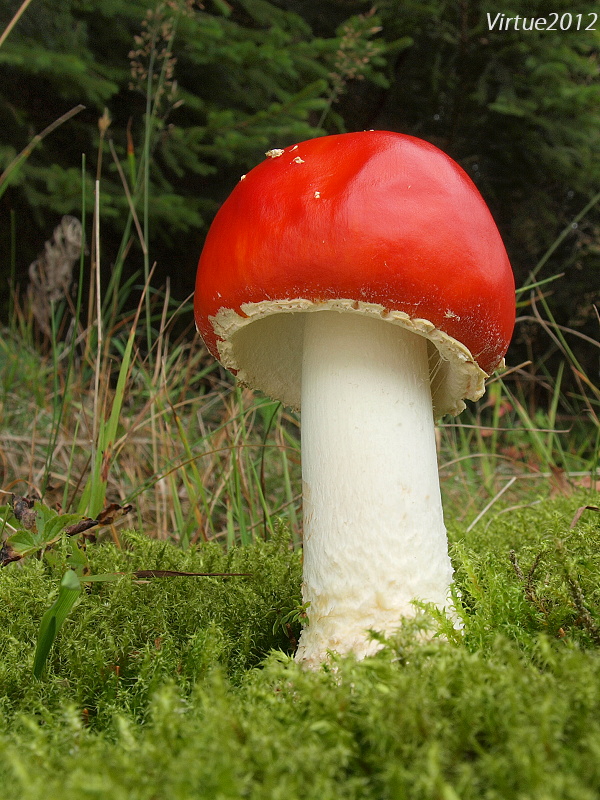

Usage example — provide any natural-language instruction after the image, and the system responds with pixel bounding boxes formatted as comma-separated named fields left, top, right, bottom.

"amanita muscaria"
left=194, top=130, right=515, bottom=667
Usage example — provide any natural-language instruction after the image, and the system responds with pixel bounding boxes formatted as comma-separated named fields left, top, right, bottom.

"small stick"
left=0, top=0, right=35, bottom=49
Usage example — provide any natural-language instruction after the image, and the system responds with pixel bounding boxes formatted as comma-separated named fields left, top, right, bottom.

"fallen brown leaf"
left=569, top=505, right=600, bottom=529
left=96, top=503, right=134, bottom=526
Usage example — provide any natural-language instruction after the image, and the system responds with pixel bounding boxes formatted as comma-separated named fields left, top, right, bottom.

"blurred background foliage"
left=0, top=0, right=599, bottom=373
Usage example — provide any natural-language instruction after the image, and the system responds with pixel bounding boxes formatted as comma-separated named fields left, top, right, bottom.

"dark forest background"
left=1, top=0, right=598, bottom=376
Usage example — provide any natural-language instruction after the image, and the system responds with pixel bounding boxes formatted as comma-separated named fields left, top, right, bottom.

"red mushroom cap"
left=194, top=130, right=515, bottom=416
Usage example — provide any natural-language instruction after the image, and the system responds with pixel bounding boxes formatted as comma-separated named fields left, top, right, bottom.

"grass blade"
left=0, top=0, right=35, bottom=48
left=33, top=569, right=82, bottom=678
left=0, top=106, right=85, bottom=200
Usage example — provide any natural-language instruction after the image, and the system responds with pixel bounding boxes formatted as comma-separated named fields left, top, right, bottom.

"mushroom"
left=194, top=130, right=515, bottom=667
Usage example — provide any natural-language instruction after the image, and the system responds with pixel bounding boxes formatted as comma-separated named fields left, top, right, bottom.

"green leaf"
left=33, top=502, right=57, bottom=538
left=5, top=529, right=45, bottom=558
left=33, top=570, right=82, bottom=679
left=44, top=511, right=89, bottom=543
left=66, top=538, right=89, bottom=571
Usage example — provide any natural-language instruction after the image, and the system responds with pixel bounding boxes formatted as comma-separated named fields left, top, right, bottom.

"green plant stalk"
left=546, top=360, right=565, bottom=465
left=33, top=569, right=82, bottom=679
left=91, top=179, right=104, bottom=454
left=474, top=419, right=495, bottom=491
left=225, top=501, right=236, bottom=548
left=523, top=188, right=600, bottom=287
left=235, top=390, right=255, bottom=544
left=142, top=45, right=156, bottom=355
left=140, top=17, right=180, bottom=355
left=246, top=454, right=273, bottom=538
left=258, top=401, right=281, bottom=530
left=532, top=291, right=589, bottom=383
left=167, top=470, right=185, bottom=540
left=126, top=118, right=136, bottom=189
left=169, top=406, right=212, bottom=545
left=514, top=272, right=564, bottom=298
left=62, top=418, right=82, bottom=512
left=489, top=382, right=502, bottom=467
left=83, top=326, right=135, bottom=517
left=501, top=380, right=555, bottom=468
left=140, top=20, right=178, bottom=353
left=233, top=464, right=249, bottom=545
left=84, top=265, right=156, bottom=517
left=280, top=445, right=300, bottom=537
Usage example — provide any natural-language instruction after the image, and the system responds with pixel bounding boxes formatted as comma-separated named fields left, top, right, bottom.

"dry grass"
left=0, top=306, right=302, bottom=545
left=1, top=272, right=597, bottom=547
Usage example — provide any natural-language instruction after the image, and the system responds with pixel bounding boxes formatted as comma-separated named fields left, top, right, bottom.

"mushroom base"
left=295, top=311, right=454, bottom=667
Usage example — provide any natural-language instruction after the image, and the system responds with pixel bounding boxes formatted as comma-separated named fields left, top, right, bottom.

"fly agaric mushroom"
left=194, top=130, right=515, bottom=667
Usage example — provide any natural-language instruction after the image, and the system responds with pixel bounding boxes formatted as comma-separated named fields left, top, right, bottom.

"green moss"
left=1, top=496, right=600, bottom=798
left=0, top=526, right=303, bottom=721
left=450, top=495, right=600, bottom=650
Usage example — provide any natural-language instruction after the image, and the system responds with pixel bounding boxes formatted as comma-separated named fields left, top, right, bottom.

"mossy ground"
left=1, top=494, right=600, bottom=799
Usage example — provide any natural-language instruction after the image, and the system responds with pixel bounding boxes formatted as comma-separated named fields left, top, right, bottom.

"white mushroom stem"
left=296, top=310, right=454, bottom=667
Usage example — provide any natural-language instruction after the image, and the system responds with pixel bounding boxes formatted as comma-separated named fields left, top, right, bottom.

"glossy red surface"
left=194, top=131, right=515, bottom=374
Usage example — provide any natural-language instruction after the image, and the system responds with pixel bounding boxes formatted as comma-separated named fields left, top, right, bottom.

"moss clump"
left=0, top=526, right=302, bottom=722
left=450, top=498, right=600, bottom=650
left=0, top=496, right=599, bottom=799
